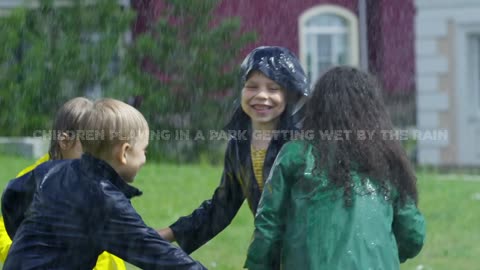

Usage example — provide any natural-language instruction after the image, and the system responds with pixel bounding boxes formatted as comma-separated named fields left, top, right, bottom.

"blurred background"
left=0, top=0, right=479, bottom=269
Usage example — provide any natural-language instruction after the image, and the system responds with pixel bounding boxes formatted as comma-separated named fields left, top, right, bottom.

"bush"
left=107, top=0, right=256, bottom=162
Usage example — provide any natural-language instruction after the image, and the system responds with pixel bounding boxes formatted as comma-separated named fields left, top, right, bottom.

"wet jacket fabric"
left=170, top=130, right=290, bottom=254
left=1, top=153, right=127, bottom=270
left=239, top=46, right=310, bottom=97
left=2, top=154, right=206, bottom=270
left=16, top=153, right=50, bottom=178
left=245, top=141, right=426, bottom=270
left=2, top=157, right=60, bottom=239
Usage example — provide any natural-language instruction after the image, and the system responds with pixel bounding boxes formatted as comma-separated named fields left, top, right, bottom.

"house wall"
left=132, top=0, right=416, bottom=96
left=215, top=0, right=357, bottom=56
left=437, top=22, right=458, bottom=165
left=415, top=0, right=480, bottom=166
left=219, top=0, right=415, bottom=96
left=368, top=0, right=416, bottom=94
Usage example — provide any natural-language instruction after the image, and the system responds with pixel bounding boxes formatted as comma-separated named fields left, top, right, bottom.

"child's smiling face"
left=241, top=71, right=286, bottom=130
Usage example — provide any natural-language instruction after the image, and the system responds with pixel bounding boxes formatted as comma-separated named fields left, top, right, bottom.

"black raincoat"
left=2, top=154, right=206, bottom=270
left=169, top=46, right=311, bottom=258
left=2, top=159, right=65, bottom=239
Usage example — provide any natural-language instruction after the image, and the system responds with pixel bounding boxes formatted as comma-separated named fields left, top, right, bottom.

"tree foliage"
left=110, top=0, right=256, bottom=162
left=0, top=0, right=135, bottom=136
left=0, top=0, right=255, bottom=162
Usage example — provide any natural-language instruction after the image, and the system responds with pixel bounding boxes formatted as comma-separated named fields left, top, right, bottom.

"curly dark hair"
left=303, top=66, right=418, bottom=206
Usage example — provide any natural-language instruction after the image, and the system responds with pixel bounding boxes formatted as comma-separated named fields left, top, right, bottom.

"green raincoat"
left=245, top=141, right=425, bottom=270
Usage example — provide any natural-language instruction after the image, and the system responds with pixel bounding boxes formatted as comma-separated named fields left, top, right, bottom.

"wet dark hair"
left=48, top=97, right=93, bottom=160
left=225, top=46, right=310, bottom=134
left=303, top=66, right=418, bottom=206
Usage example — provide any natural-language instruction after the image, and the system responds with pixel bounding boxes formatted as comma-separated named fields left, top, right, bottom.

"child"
left=3, top=98, right=206, bottom=270
left=158, top=46, right=310, bottom=268
left=244, top=66, right=426, bottom=270
left=1, top=97, right=126, bottom=270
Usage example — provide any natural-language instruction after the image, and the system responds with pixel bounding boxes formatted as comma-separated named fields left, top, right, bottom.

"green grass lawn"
left=0, top=155, right=479, bottom=269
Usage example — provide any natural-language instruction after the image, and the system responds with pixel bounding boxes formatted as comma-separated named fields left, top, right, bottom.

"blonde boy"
left=3, top=99, right=206, bottom=270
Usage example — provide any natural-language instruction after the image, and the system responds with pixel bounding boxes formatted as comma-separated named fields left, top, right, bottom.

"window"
left=299, top=5, right=359, bottom=84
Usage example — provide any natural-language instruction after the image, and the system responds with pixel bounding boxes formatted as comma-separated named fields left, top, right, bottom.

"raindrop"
left=416, top=264, right=430, bottom=270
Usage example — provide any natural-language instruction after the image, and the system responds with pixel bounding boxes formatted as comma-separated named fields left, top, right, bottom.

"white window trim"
left=298, top=4, right=359, bottom=72
left=304, top=26, right=348, bottom=34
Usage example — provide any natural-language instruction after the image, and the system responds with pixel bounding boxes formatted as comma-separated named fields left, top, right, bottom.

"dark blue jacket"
left=169, top=132, right=288, bottom=254
left=2, top=154, right=206, bottom=270
left=2, top=159, right=68, bottom=239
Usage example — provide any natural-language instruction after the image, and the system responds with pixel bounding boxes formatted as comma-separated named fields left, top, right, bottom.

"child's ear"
left=58, top=132, right=72, bottom=150
left=116, top=142, right=131, bottom=165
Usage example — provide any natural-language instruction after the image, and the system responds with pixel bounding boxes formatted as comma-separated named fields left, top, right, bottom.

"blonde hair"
left=49, top=97, right=93, bottom=160
left=79, top=98, right=149, bottom=157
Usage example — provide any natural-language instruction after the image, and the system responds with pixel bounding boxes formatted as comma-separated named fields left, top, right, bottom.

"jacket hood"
left=225, top=46, right=311, bottom=133
left=240, top=46, right=310, bottom=96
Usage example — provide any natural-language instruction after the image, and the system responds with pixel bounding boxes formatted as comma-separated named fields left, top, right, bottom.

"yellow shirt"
left=251, top=146, right=267, bottom=192
left=0, top=154, right=126, bottom=270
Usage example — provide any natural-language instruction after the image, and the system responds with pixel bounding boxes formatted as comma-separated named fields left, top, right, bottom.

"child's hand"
left=156, top=227, right=176, bottom=242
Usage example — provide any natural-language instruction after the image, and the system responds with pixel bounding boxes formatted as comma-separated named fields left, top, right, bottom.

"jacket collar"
left=232, top=126, right=291, bottom=214
left=79, top=153, right=142, bottom=199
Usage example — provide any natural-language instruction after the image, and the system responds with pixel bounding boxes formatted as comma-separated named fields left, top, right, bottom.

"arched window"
left=299, top=5, right=359, bottom=84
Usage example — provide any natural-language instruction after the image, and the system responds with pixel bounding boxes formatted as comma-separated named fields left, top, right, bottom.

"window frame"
left=298, top=4, right=359, bottom=83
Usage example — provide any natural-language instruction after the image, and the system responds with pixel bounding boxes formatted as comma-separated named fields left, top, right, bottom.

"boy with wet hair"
left=3, top=98, right=206, bottom=270
left=2, top=97, right=127, bottom=269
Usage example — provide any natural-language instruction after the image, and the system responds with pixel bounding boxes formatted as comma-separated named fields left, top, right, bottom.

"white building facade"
left=416, top=0, right=480, bottom=166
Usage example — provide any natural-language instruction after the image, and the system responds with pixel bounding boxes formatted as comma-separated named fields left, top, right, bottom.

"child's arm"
left=244, top=142, right=298, bottom=270
left=0, top=156, right=61, bottom=262
left=1, top=172, right=36, bottom=239
left=168, top=141, right=246, bottom=253
left=1, top=160, right=63, bottom=239
left=392, top=198, right=426, bottom=262
left=98, top=192, right=207, bottom=270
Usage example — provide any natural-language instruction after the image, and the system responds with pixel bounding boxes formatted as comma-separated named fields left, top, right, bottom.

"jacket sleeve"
left=1, top=172, right=36, bottom=239
left=169, top=141, right=246, bottom=254
left=0, top=155, right=47, bottom=262
left=2, top=159, right=62, bottom=240
left=97, top=191, right=207, bottom=270
left=244, top=142, right=298, bottom=270
left=392, top=197, right=426, bottom=262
